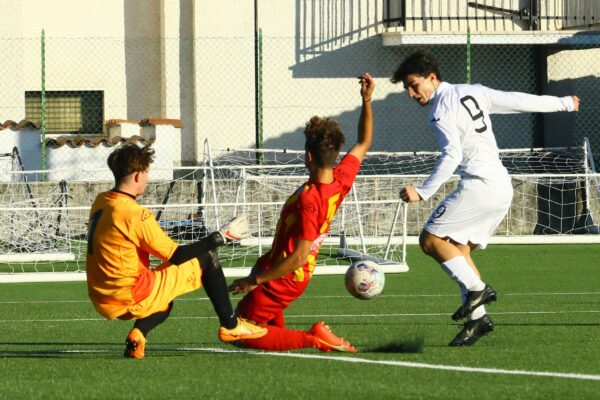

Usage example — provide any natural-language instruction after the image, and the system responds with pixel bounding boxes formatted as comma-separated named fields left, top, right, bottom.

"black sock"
left=133, top=302, right=173, bottom=337
left=201, top=262, right=237, bottom=329
left=170, top=234, right=237, bottom=330
left=169, top=232, right=224, bottom=265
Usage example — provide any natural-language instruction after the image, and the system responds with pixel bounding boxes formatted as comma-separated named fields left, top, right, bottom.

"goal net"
left=152, top=141, right=409, bottom=277
left=1, top=139, right=599, bottom=282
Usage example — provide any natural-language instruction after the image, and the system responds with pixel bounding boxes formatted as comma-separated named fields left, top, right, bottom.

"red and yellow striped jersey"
left=86, top=191, right=178, bottom=319
left=257, top=153, right=361, bottom=286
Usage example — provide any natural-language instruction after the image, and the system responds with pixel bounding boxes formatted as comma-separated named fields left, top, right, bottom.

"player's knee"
left=418, top=231, right=436, bottom=255
left=209, top=231, right=225, bottom=247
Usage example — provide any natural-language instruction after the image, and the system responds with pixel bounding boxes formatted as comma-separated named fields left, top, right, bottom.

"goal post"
left=0, top=167, right=411, bottom=282
left=1, top=140, right=600, bottom=282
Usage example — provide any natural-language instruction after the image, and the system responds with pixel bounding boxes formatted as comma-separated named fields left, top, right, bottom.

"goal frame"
left=2, top=139, right=599, bottom=283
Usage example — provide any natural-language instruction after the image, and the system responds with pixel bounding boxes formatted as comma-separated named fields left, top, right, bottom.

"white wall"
left=0, top=0, right=595, bottom=167
left=544, top=48, right=600, bottom=147
left=0, top=0, right=163, bottom=128
left=193, top=1, right=257, bottom=154
left=0, top=128, right=41, bottom=181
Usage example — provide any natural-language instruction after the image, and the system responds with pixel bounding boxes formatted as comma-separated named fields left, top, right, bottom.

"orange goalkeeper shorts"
left=99, top=258, right=202, bottom=320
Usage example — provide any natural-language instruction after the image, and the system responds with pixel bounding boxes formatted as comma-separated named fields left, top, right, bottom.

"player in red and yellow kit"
left=228, top=73, right=375, bottom=352
left=86, top=144, right=266, bottom=359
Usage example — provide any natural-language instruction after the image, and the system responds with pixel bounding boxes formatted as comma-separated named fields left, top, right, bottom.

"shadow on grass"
left=0, top=341, right=116, bottom=346
left=0, top=350, right=113, bottom=359
left=365, top=335, right=425, bottom=353
left=0, top=342, right=233, bottom=359
left=496, top=322, right=600, bottom=327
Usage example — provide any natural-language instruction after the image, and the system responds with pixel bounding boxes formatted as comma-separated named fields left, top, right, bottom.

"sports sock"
left=201, top=265, right=237, bottom=329
left=441, top=256, right=485, bottom=292
left=133, top=302, right=173, bottom=337
left=169, top=232, right=223, bottom=265
left=470, top=305, right=487, bottom=320
left=241, top=325, right=316, bottom=351
left=170, top=234, right=237, bottom=330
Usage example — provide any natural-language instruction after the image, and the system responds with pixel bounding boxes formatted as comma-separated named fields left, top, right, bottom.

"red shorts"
left=236, top=277, right=310, bottom=324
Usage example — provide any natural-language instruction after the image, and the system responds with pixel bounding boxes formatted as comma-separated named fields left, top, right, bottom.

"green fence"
left=0, top=32, right=598, bottom=169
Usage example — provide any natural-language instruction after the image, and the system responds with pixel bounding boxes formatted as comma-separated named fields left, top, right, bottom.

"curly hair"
left=107, top=144, right=155, bottom=183
left=391, top=50, right=442, bottom=84
left=304, top=116, right=345, bottom=168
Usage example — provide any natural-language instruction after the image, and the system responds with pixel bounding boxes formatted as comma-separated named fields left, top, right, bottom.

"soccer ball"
left=344, top=260, right=385, bottom=300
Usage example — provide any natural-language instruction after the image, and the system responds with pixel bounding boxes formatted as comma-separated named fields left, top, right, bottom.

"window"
left=25, top=91, right=104, bottom=135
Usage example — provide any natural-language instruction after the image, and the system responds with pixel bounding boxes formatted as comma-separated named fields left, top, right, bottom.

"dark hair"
left=391, top=50, right=442, bottom=84
left=304, top=116, right=345, bottom=167
left=107, top=144, right=155, bottom=182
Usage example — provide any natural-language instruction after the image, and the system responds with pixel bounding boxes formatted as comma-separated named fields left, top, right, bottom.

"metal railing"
left=384, top=0, right=598, bottom=32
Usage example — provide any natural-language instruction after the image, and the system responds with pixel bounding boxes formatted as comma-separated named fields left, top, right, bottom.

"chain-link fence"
left=0, top=34, right=599, bottom=171
left=0, top=10, right=600, bottom=272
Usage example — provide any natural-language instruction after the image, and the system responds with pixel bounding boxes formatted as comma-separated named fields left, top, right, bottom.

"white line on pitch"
left=56, top=347, right=600, bottom=382
left=1, top=291, right=599, bottom=304
left=1, top=309, right=599, bottom=323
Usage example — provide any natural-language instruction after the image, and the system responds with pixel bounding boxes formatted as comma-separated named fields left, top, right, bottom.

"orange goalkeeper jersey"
left=86, top=190, right=178, bottom=319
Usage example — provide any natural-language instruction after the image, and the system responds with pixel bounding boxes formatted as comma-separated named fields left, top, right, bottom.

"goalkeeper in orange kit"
left=86, top=143, right=267, bottom=359
left=228, top=73, right=375, bottom=352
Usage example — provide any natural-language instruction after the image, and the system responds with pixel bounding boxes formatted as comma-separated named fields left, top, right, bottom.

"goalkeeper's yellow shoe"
left=310, top=321, right=357, bottom=353
left=218, top=318, right=268, bottom=342
left=123, top=328, right=146, bottom=359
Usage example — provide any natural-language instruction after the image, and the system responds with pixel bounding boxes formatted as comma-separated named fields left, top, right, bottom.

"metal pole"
left=41, top=29, right=47, bottom=178
left=254, top=0, right=264, bottom=165
left=466, top=26, right=471, bottom=84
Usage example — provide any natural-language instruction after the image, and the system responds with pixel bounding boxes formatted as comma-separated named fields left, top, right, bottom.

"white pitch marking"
left=1, top=291, right=599, bottom=305
left=1, top=310, right=600, bottom=324
left=54, top=347, right=600, bottom=382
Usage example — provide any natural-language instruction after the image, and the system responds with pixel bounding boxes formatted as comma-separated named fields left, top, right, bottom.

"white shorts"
left=423, top=176, right=513, bottom=249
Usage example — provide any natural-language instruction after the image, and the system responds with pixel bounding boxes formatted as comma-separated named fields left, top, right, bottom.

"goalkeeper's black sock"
left=169, top=233, right=237, bottom=329
left=201, top=259, right=237, bottom=329
left=169, top=232, right=224, bottom=265
left=133, top=302, right=173, bottom=337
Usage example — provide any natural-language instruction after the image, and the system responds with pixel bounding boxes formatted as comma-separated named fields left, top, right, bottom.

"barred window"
left=25, top=91, right=104, bottom=135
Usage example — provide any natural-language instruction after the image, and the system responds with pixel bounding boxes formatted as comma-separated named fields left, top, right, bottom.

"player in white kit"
left=392, top=50, right=580, bottom=346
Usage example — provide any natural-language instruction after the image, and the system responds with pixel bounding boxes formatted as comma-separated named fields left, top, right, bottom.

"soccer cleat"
left=123, top=328, right=146, bottom=359
left=451, top=284, right=497, bottom=321
left=310, top=321, right=357, bottom=353
left=218, top=318, right=268, bottom=342
left=218, top=214, right=251, bottom=242
left=448, top=314, right=495, bottom=347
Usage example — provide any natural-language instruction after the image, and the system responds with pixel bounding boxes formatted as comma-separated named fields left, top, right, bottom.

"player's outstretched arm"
left=348, top=73, right=374, bottom=162
left=485, top=86, right=579, bottom=114
left=229, top=240, right=312, bottom=294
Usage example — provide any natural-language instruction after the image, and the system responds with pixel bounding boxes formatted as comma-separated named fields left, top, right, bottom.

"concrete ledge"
left=381, top=31, right=600, bottom=46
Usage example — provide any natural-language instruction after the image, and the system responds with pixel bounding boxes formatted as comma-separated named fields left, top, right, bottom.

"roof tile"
left=45, top=135, right=154, bottom=148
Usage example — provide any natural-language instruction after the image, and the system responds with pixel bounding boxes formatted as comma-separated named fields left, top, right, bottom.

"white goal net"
left=1, top=139, right=599, bottom=282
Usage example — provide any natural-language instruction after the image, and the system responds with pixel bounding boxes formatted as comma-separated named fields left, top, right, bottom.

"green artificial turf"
left=0, top=244, right=599, bottom=399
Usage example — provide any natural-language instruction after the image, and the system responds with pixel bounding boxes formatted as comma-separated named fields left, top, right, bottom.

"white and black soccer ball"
left=344, top=260, right=385, bottom=300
